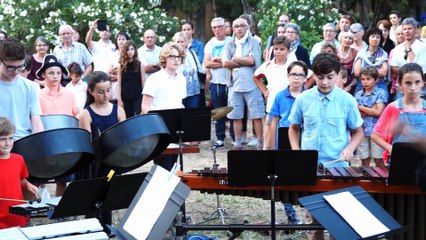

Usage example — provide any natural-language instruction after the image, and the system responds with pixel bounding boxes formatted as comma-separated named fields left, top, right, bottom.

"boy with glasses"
left=0, top=38, right=44, bottom=140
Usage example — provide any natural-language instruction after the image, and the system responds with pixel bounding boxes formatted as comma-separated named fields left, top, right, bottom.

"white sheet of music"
left=323, top=191, right=389, bottom=238
left=123, top=165, right=180, bottom=239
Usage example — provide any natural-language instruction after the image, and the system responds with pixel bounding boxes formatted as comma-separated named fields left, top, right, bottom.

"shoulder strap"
left=189, top=50, right=200, bottom=71
left=396, top=98, right=404, bottom=109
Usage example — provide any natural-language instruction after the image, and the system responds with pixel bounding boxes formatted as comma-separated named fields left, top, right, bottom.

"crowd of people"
left=0, top=9, right=425, bottom=238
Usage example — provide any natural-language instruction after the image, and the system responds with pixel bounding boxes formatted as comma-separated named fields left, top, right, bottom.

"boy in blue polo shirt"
left=289, top=52, right=363, bottom=167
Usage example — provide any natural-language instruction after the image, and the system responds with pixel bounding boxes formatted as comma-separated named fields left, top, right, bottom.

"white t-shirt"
left=138, top=44, right=162, bottom=79
left=253, top=54, right=297, bottom=112
left=66, top=79, right=88, bottom=113
left=390, top=40, right=426, bottom=70
left=91, top=40, right=116, bottom=73
left=142, top=68, right=186, bottom=111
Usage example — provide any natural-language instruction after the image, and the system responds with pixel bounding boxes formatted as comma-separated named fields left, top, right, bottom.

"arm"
left=377, top=61, right=389, bottom=78
left=253, top=76, right=268, bottom=98
left=116, top=65, right=123, bottom=107
left=358, top=102, right=386, bottom=117
left=30, top=115, right=44, bottom=133
left=141, top=94, right=153, bottom=114
left=353, top=58, right=362, bottom=78
left=79, top=110, right=92, bottom=133
left=232, top=56, right=255, bottom=66
left=265, top=117, right=279, bottom=150
left=204, top=56, right=223, bottom=69
left=304, top=75, right=315, bottom=89
left=340, top=126, right=364, bottom=161
left=144, top=63, right=161, bottom=74
left=85, top=19, right=98, bottom=50
left=82, top=64, right=93, bottom=79
left=371, top=132, right=393, bottom=154
left=288, top=123, right=301, bottom=150
left=21, top=179, right=38, bottom=198
left=140, top=62, right=146, bottom=87
left=117, top=105, right=127, bottom=121
left=222, top=59, right=242, bottom=69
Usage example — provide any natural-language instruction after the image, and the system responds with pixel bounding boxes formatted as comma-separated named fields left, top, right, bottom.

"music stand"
left=388, top=142, right=426, bottom=185
left=227, top=150, right=318, bottom=240
left=298, top=186, right=406, bottom=239
left=48, top=173, right=146, bottom=220
left=149, top=107, right=211, bottom=171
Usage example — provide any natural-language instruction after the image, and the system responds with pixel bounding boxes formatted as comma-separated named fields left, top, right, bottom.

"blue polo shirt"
left=270, top=86, right=305, bottom=128
left=289, top=86, right=363, bottom=166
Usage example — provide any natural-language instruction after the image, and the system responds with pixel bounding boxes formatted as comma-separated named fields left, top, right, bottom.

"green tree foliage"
left=254, top=0, right=340, bottom=50
left=0, top=0, right=180, bottom=51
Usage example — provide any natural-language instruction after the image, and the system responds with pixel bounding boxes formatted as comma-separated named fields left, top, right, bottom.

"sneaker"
left=241, top=137, right=249, bottom=145
left=232, top=145, right=243, bottom=150
left=287, top=214, right=302, bottom=225
left=247, top=138, right=259, bottom=147
left=214, top=140, right=224, bottom=148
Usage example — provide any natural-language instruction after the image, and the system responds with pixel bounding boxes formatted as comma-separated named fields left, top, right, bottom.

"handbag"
left=189, top=50, right=206, bottom=83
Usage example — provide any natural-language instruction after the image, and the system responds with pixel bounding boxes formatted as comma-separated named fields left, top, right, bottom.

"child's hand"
left=22, top=179, right=39, bottom=199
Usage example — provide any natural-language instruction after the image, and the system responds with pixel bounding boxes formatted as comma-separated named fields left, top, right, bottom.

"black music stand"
left=388, top=142, right=426, bottom=185
left=298, top=186, right=406, bottom=239
left=227, top=150, right=318, bottom=240
left=48, top=173, right=146, bottom=220
left=149, top=107, right=211, bottom=171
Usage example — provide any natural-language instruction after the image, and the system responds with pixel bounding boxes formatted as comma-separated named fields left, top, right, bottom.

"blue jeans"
left=284, top=202, right=296, bottom=216
left=210, top=83, right=234, bottom=141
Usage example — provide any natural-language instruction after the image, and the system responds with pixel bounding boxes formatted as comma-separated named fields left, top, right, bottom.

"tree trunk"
left=241, top=0, right=251, bottom=14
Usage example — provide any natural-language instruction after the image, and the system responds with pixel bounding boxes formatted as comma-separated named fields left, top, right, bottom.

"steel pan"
left=12, top=128, right=94, bottom=180
left=99, top=114, right=171, bottom=173
left=41, top=114, right=79, bottom=130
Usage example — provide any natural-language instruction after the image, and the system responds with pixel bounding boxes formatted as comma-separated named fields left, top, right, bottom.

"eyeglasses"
left=288, top=73, right=306, bottom=79
left=60, top=32, right=72, bottom=36
left=233, top=24, right=247, bottom=29
left=286, top=31, right=297, bottom=34
left=168, top=55, right=183, bottom=61
left=212, top=25, right=224, bottom=29
left=324, top=29, right=335, bottom=33
left=36, top=44, right=48, bottom=47
left=0, top=59, right=27, bottom=72
left=350, top=30, right=359, bottom=34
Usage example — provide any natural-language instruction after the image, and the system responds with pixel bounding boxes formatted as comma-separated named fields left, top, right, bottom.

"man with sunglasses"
left=0, top=38, right=44, bottom=139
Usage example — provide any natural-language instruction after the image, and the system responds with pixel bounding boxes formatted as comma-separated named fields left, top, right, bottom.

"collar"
left=235, top=31, right=249, bottom=45
left=360, top=85, right=380, bottom=96
left=315, top=85, right=338, bottom=101
left=142, top=44, right=159, bottom=52
left=59, top=41, right=76, bottom=49
left=42, top=84, right=65, bottom=96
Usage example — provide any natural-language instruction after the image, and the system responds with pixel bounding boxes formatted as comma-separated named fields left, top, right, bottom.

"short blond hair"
left=159, top=42, right=186, bottom=68
left=0, top=117, right=15, bottom=136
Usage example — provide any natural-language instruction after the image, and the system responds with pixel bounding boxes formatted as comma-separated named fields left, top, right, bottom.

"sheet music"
left=123, top=165, right=180, bottom=239
left=324, top=191, right=389, bottom=238
left=0, top=227, right=27, bottom=240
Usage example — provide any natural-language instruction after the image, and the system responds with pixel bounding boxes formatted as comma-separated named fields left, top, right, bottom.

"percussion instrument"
left=41, top=114, right=79, bottom=130
left=0, top=218, right=108, bottom=240
left=211, top=106, right=233, bottom=120
left=9, top=197, right=61, bottom=218
left=99, top=114, right=171, bottom=173
left=12, top=128, right=95, bottom=180
left=181, top=166, right=426, bottom=240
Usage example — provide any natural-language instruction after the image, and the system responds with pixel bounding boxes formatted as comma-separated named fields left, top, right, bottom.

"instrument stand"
left=198, top=120, right=230, bottom=224
left=227, top=150, right=318, bottom=240
left=48, top=173, right=146, bottom=227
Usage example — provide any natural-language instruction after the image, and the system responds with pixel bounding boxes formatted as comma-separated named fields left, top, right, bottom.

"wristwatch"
left=404, top=48, right=412, bottom=53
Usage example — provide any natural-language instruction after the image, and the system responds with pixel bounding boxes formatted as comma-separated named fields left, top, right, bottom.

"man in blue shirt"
left=288, top=53, right=363, bottom=167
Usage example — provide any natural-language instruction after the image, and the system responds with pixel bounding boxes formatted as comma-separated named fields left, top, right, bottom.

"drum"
left=12, top=128, right=95, bottom=180
left=99, top=114, right=171, bottom=173
left=41, top=114, right=79, bottom=130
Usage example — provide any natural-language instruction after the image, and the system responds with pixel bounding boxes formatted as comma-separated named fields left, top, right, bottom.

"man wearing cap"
left=37, top=54, right=78, bottom=197
left=53, top=24, right=93, bottom=86
left=0, top=38, right=44, bottom=140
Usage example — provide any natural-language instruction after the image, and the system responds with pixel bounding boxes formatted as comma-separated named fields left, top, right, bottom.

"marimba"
left=181, top=166, right=426, bottom=240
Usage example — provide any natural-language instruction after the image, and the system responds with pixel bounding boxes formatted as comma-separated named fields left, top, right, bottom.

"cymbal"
left=211, top=106, right=233, bottom=120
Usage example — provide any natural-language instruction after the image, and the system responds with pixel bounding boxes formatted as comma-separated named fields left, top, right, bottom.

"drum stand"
left=198, top=120, right=230, bottom=224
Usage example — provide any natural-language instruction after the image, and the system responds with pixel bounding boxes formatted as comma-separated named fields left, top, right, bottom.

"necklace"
left=338, top=47, right=350, bottom=59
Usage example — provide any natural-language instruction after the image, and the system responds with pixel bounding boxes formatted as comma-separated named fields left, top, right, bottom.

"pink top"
left=39, top=84, right=79, bottom=117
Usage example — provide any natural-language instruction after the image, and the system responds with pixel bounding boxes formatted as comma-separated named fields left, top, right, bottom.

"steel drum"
left=41, top=114, right=79, bottom=130
left=99, top=114, right=171, bottom=173
left=12, top=128, right=95, bottom=180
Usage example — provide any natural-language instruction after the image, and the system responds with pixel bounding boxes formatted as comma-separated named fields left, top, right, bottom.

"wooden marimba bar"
left=180, top=166, right=426, bottom=240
